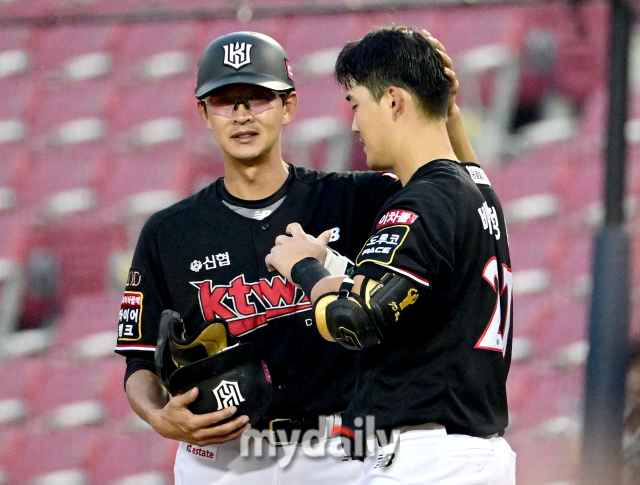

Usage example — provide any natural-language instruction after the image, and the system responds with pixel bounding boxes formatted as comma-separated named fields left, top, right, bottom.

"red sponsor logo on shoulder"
left=376, top=210, right=419, bottom=229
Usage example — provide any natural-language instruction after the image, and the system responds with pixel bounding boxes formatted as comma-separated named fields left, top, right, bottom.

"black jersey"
left=352, top=159, right=512, bottom=437
left=115, top=165, right=400, bottom=417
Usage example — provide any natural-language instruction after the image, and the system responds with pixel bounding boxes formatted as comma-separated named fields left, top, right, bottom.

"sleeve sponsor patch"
left=356, top=225, right=409, bottom=266
left=376, top=210, right=418, bottom=229
left=465, top=166, right=491, bottom=186
left=118, top=291, right=143, bottom=341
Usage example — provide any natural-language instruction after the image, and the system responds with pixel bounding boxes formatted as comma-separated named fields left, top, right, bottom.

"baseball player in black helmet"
left=266, top=26, right=515, bottom=485
left=115, top=29, right=477, bottom=484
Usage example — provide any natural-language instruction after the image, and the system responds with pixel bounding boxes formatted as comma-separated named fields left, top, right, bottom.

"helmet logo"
left=212, top=379, right=246, bottom=409
left=223, top=42, right=253, bottom=70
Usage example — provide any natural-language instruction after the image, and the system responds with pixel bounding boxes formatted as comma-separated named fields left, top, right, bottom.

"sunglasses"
left=202, top=90, right=288, bottom=118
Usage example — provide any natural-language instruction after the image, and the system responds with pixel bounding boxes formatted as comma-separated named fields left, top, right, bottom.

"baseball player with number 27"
left=115, top=28, right=476, bottom=485
left=267, top=26, right=516, bottom=485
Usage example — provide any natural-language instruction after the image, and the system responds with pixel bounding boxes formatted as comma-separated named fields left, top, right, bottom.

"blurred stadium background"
left=0, top=0, right=634, bottom=483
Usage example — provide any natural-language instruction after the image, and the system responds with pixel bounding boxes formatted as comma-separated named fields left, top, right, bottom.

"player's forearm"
left=309, top=275, right=364, bottom=303
left=447, top=105, right=477, bottom=163
left=125, top=369, right=169, bottom=424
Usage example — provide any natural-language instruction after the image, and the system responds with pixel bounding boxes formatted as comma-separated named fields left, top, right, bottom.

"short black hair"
left=335, top=25, right=450, bottom=119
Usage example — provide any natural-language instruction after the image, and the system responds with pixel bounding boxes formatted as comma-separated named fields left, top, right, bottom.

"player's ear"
left=387, top=87, right=405, bottom=121
left=282, top=91, right=298, bottom=127
left=197, top=100, right=213, bottom=131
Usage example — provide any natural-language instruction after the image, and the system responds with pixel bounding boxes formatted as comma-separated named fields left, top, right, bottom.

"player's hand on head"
left=421, top=30, right=459, bottom=117
left=148, top=387, right=251, bottom=446
left=266, top=223, right=328, bottom=279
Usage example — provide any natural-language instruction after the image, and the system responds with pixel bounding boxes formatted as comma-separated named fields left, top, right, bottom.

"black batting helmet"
left=195, top=31, right=295, bottom=99
left=155, top=310, right=272, bottom=426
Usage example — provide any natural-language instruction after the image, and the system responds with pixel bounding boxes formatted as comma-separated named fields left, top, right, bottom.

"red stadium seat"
left=113, top=21, right=198, bottom=81
left=100, top=149, right=192, bottom=204
left=508, top=429, right=580, bottom=485
left=28, top=80, right=115, bottom=142
left=3, top=427, right=102, bottom=485
left=18, top=148, right=107, bottom=209
left=537, top=301, right=589, bottom=359
left=0, top=147, right=31, bottom=194
left=51, top=291, right=122, bottom=356
left=197, top=18, right=286, bottom=51
left=517, top=367, right=584, bottom=429
left=494, top=144, right=581, bottom=204
left=0, top=213, right=30, bottom=261
left=558, top=161, right=603, bottom=214
left=552, top=232, right=593, bottom=289
left=508, top=220, right=568, bottom=271
left=506, top=362, right=539, bottom=417
left=292, top=77, right=349, bottom=122
left=107, top=79, right=193, bottom=138
left=0, top=77, right=38, bottom=122
left=0, top=358, right=46, bottom=425
left=89, top=431, right=176, bottom=484
left=278, top=14, right=360, bottom=62
left=31, top=24, right=116, bottom=75
left=513, top=293, right=554, bottom=344
left=24, top=356, right=122, bottom=425
left=0, top=26, right=33, bottom=51
left=46, top=214, right=127, bottom=296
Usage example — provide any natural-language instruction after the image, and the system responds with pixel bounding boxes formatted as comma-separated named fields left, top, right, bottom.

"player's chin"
left=227, top=146, right=266, bottom=163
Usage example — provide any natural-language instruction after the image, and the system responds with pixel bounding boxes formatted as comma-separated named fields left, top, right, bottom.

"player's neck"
left=223, top=155, right=290, bottom=201
left=392, top=121, right=458, bottom=185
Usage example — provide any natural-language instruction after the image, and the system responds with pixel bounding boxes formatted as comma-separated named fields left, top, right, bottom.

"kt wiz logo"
left=213, top=380, right=245, bottom=410
left=223, top=42, right=253, bottom=70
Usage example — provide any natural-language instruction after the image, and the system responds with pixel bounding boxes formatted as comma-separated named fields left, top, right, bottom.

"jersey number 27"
left=475, top=257, right=513, bottom=356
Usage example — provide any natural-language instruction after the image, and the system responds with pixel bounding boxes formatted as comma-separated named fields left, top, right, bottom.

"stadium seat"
left=2, top=427, right=102, bottom=485
left=508, top=219, right=568, bottom=271
left=113, top=21, right=198, bottom=81
left=89, top=431, right=176, bottom=484
left=0, top=147, right=30, bottom=197
left=558, top=161, right=603, bottom=215
left=51, top=291, right=122, bottom=357
left=31, top=24, right=116, bottom=76
left=494, top=144, right=581, bottom=204
left=24, top=356, right=123, bottom=426
left=197, top=18, right=285, bottom=50
left=506, top=362, right=539, bottom=417
left=0, top=213, right=29, bottom=261
left=46, top=214, right=127, bottom=296
left=100, top=149, right=192, bottom=205
left=278, top=14, right=360, bottom=62
left=508, top=429, right=580, bottom=485
left=0, top=77, right=38, bottom=123
left=537, top=301, right=589, bottom=359
left=107, top=79, right=193, bottom=141
left=18, top=148, right=107, bottom=210
left=293, top=77, right=349, bottom=123
left=0, top=26, right=32, bottom=51
left=28, top=80, right=115, bottom=143
left=553, top=232, right=593, bottom=289
left=513, top=293, right=554, bottom=344
left=0, top=358, right=46, bottom=426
